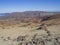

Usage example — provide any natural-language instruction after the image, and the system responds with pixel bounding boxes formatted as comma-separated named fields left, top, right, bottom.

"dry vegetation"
left=0, top=13, right=60, bottom=45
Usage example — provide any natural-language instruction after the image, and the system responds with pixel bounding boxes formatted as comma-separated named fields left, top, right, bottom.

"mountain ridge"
left=0, top=11, right=60, bottom=20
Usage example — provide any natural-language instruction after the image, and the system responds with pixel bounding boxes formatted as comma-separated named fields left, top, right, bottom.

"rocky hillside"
left=0, top=11, right=59, bottom=19
left=0, top=11, right=60, bottom=27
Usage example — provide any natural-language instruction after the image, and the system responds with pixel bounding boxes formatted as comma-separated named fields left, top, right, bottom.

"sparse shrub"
left=18, top=43, right=22, bottom=45
left=1, top=36, right=4, bottom=39
left=1, top=27, right=5, bottom=29
left=17, top=36, right=26, bottom=42
left=7, top=37, right=11, bottom=40
left=12, top=39, right=17, bottom=41
left=3, top=38, right=7, bottom=41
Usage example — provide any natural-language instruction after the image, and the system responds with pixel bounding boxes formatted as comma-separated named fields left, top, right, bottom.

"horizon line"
left=0, top=10, right=60, bottom=13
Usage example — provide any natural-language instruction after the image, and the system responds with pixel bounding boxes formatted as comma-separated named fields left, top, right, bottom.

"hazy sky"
left=0, top=0, right=60, bottom=13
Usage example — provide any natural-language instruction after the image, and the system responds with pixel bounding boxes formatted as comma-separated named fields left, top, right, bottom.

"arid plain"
left=0, top=12, right=60, bottom=45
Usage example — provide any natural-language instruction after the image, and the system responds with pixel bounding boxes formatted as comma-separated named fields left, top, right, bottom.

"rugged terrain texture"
left=0, top=11, right=60, bottom=45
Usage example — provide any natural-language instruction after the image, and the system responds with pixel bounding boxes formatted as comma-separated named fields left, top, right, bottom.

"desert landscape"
left=0, top=11, right=60, bottom=45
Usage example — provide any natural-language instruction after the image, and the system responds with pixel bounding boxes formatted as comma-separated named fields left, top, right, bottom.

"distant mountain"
left=0, top=11, right=60, bottom=20
left=0, top=11, right=60, bottom=27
